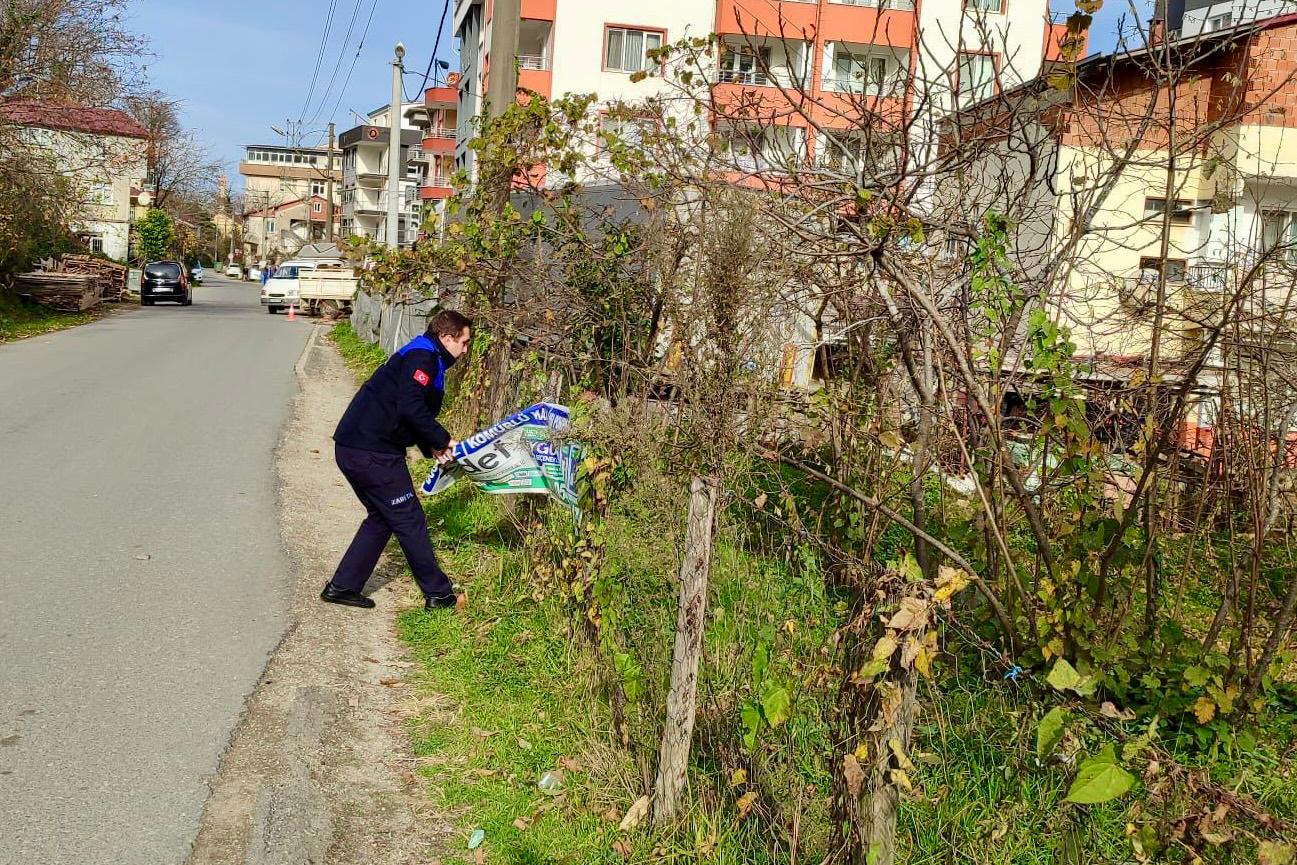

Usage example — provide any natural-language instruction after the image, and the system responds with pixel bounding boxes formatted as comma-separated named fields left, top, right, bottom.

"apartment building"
left=407, top=75, right=459, bottom=211
left=244, top=194, right=339, bottom=261
left=1169, top=0, right=1297, bottom=37
left=338, top=103, right=425, bottom=247
left=450, top=0, right=1069, bottom=175
left=238, top=144, right=341, bottom=217
left=0, top=101, right=149, bottom=261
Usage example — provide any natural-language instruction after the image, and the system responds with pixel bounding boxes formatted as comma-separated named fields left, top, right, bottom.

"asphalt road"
left=0, top=274, right=311, bottom=864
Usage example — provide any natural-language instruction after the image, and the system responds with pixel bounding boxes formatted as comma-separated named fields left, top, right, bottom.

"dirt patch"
left=186, top=324, right=452, bottom=865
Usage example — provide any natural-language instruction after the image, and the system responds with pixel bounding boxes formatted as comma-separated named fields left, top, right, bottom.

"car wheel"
left=184, top=296, right=193, bottom=306
left=142, top=297, right=153, bottom=306
left=267, top=306, right=278, bottom=314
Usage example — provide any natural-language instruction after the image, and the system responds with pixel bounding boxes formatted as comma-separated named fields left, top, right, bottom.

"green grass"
left=328, top=324, right=1297, bottom=865
left=329, top=321, right=388, bottom=375
left=0, top=291, right=102, bottom=342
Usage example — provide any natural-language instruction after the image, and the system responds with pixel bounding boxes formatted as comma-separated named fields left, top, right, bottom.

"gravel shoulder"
left=186, top=324, right=452, bottom=865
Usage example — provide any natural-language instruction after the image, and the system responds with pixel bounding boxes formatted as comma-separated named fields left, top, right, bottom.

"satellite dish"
left=138, top=189, right=153, bottom=207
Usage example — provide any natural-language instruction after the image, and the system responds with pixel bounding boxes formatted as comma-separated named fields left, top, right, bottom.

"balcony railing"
left=518, top=54, right=549, bottom=71
left=426, top=175, right=451, bottom=188
left=407, top=147, right=427, bottom=162
left=719, top=68, right=771, bottom=86
left=424, top=127, right=456, bottom=140
left=830, top=0, right=915, bottom=8
left=822, top=72, right=907, bottom=98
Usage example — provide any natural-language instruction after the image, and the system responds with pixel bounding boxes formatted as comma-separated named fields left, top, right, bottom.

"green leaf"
left=1048, top=659, right=1081, bottom=692
left=857, top=658, right=890, bottom=680
left=1036, top=707, right=1069, bottom=760
left=741, top=700, right=762, bottom=751
left=1183, top=665, right=1210, bottom=688
left=760, top=684, right=792, bottom=728
left=1065, top=745, right=1137, bottom=804
left=751, top=642, right=770, bottom=690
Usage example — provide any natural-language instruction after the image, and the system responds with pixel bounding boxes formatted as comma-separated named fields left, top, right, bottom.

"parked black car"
left=141, top=261, right=192, bottom=306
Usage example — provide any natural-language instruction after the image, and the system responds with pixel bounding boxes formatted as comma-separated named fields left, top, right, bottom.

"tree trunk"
left=834, top=568, right=926, bottom=865
left=652, top=475, right=719, bottom=825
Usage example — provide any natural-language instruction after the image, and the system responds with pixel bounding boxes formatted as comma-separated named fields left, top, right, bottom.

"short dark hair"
left=426, top=309, right=474, bottom=339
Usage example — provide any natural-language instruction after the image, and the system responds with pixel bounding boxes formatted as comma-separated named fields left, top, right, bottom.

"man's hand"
left=435, top=439, right=460, bottom=465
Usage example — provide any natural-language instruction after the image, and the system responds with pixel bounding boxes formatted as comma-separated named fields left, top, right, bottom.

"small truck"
left=297, top=263, right=359, bottom=319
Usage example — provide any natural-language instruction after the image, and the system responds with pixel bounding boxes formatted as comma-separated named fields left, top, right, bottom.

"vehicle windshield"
left=272, top=266, right=302, bottom=279
left=144, top=263, right=182, bottom=279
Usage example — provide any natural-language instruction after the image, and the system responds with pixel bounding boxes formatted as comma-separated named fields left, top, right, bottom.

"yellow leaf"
left=888, top=738, right=916, bottom=771
left=729, top=768, right=747, bottom=788
left=872, top=635, right=899, bottom=661
left=784, top=619, right=797, bottom=635
left=854, top=743, right=870, bottom=761
left=890, top=769, right=913, bottom=791
left=736, top=791, right=758, bottom=819
left=914, top=645, right=933, bottom=679
left=1191, top=696, right=1217, bottom=724
left=934, top=566, right=972, bottom=603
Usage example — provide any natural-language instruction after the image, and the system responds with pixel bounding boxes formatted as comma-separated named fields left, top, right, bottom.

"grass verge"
left=0, top=291, right=105, bottom=343
left=328, top=321, right=1296, bottom=864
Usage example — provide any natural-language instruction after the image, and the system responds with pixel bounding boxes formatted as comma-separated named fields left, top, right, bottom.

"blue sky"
left=126, top=0, right=457, bottom=189
left=126, top=0, right=1145, bottom=192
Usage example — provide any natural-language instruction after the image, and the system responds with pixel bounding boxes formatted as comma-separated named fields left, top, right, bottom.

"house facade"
left=0, top=101, right=149, bottom=261
left=238, top=144, right=341, bottom=219
left=338, top=103, right=425, bottom=247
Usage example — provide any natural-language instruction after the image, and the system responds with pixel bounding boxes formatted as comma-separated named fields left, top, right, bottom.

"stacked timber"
left=15, top=272, right=101, bottom=311
left=63, top=255, right=129, bottom=302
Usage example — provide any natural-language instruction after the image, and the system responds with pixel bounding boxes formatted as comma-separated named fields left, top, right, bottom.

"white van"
left=260, top=259, right=342, bottom=313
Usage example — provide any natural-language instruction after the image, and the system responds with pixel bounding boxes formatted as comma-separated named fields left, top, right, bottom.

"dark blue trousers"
left=330, top=444, right=454, bottom=599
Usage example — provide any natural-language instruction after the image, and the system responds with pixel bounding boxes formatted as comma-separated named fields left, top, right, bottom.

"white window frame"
left=958, top=52, right=997, bottom=103
left=720, top=46, right=771, bottom=86
left=605, top=26, right=664, bottom=74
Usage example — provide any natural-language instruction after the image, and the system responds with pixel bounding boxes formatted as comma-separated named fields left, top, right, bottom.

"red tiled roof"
left=0, top=100, right=150, bottom=139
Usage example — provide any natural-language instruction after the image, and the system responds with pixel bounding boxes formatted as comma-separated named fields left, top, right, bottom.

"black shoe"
left=424, top=592, right=458, bottom=611
left=320, top=582, right=376, bottom=609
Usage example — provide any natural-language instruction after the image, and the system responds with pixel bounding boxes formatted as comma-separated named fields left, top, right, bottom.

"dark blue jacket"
left=334, top=334, right=457, bottom=457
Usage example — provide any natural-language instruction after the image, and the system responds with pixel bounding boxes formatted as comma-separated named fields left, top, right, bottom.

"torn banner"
left=420, top=402, right=580, bottom=509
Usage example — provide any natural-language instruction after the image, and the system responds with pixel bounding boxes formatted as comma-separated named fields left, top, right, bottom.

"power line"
left=415, top=0, right=453, bottom=97
left=299, top=0, right=341, bottom=122
left=326, top=0, right=381, bottom=127
left=307, top=0, right=366, bottom=125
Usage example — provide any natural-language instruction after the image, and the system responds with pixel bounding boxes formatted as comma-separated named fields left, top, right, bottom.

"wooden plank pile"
left=14, top=271, right=101, bottom=311
left=63, top=255, right=129, bottom=302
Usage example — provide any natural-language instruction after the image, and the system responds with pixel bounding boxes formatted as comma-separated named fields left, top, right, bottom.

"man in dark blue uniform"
left=322, top=309, right=474, bottom=611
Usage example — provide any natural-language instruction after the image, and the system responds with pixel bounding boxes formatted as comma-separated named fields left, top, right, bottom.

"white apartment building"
left=0, top=101, right=149, bottom=261
left=1170, top=0, right=1297, bottom=37
left=338, top=103, right=426, bottom=247
left=239, top=144, right=341, bottom=217
left=448, top=0, right=1071, bottom=387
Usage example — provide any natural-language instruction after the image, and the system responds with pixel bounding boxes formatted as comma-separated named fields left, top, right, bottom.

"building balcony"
left=422, top=128, right=456, bottom=153
left=422, top=176, right=453, bottom=201
left=424, top=85, right=457, bottom=106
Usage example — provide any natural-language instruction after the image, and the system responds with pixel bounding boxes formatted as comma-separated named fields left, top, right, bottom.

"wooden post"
left=652, top=475, right=719, bottom=825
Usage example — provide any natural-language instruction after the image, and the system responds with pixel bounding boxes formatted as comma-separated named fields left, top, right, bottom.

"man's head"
left=427, top=309, right=474, bottom=359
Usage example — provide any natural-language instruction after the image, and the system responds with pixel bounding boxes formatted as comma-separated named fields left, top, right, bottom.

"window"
left=265, top=220, right=276, bottom=234
left=966, top=0, right=1004, bottom=10
left=1144, top=197, right=1194, bottom=225
left=958, top=52, right=997, bottom=102
left=605, top=26, right=663, bottom=73
left=87, top=180, right=112, bottom=205
left=601, top=114, right=654, bottom=150
left=310, top=180, right=325, bottom=196
left=1209, top=12, right=1232, bottom=30
left=830, top=51, right=889, bottom=95
left=1262, top=210, right=1297, bottom=259
left=88, top=236, right=104, bottom=254
left=1138, top=256, right=1187, bottom=282
left=313, top=201, right=323, bottom=213
left=720, top=46, right=771, bottom=85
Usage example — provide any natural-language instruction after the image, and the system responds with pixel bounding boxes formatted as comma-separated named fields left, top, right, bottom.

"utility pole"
left=387, top=42, right=404, bottom=250
left=325, top=121, right=336, bottom=242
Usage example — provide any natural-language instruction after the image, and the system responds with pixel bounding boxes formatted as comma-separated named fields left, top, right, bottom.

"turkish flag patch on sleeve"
left=412, top=369, right=430, bottom=386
